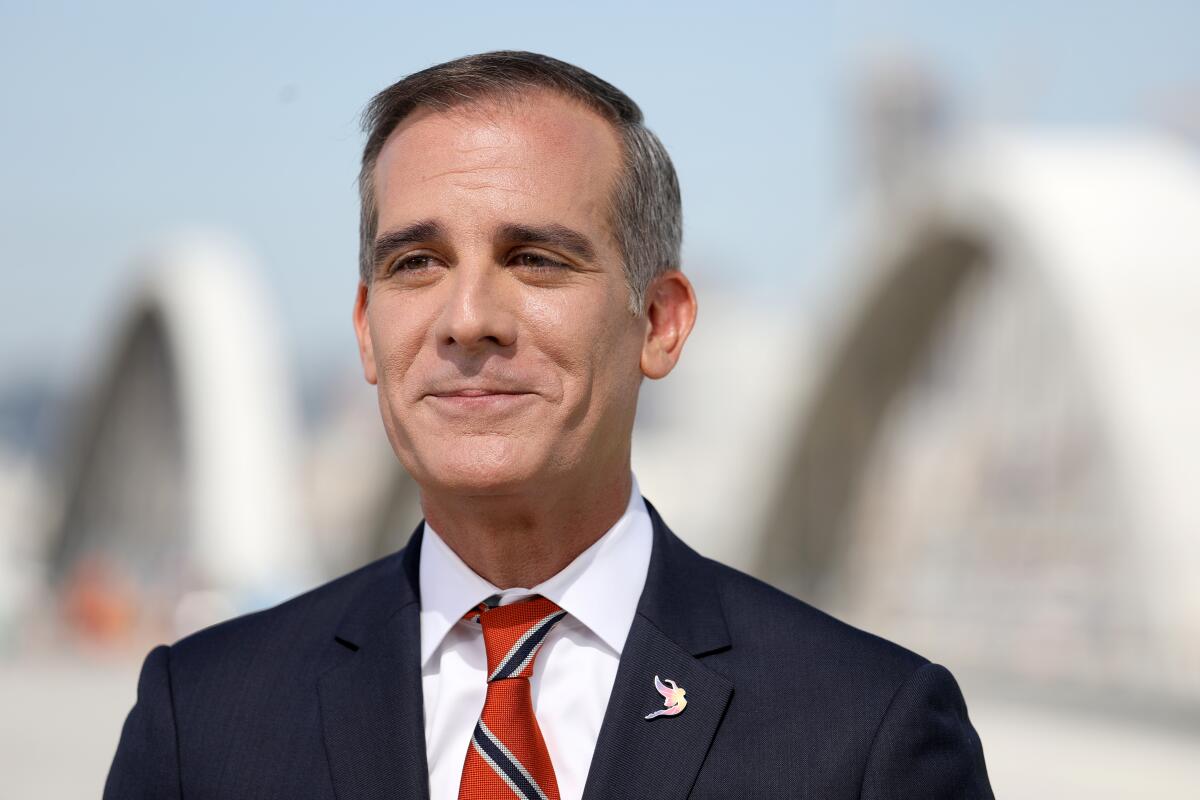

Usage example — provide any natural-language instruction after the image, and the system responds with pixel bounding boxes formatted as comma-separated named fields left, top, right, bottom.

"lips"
left=431, top=388, right=526, bottom=398
left=424, top=386, right=537, bottom=413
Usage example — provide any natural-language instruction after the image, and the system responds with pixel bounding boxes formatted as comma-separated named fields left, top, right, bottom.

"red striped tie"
left=458, top=596, right=566, bottom=800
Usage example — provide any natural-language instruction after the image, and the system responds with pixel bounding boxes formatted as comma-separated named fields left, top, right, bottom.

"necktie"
left=458, top=595, right=567, bottom=800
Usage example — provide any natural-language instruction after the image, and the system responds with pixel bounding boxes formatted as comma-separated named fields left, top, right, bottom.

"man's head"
left=352, top=51, right=696, bottom=498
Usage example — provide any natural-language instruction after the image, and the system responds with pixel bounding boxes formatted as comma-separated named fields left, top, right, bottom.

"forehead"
left=372, top=91, right=624, bottom=237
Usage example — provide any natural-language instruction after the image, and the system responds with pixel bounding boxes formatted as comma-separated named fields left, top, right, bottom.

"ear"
left=352, top=281, right=378, bottom=385
left=640, top=270, right=697, bottom=380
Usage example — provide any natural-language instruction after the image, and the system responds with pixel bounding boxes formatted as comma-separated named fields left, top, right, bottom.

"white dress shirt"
left=418, top=476, right=653, bottom=800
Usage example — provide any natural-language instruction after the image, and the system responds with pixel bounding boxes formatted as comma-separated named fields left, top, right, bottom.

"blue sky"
left=2, top=0, right=1197, bottom=382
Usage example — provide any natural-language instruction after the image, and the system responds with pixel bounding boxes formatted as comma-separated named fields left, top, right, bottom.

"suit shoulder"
left=705, top=557, right=929, bottom=679
left=167, top=547, right=407, bottom=671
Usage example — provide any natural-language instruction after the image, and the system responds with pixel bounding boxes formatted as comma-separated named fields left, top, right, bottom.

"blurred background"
left=3, top=1, right=1200, bottom=796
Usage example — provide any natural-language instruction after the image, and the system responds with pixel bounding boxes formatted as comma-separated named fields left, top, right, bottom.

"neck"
left=420, top=468, right=633, bottom=589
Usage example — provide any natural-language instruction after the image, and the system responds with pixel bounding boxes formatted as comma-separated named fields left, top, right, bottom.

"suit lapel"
left=319, top=526, right=430, bottom=800
left=582, top=502, right=733, bottom=800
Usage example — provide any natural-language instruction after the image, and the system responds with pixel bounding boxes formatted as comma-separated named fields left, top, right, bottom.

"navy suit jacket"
left=105, top=501, right=993, bottom=799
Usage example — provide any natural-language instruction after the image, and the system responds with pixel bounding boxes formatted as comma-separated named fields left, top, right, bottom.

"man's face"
left=354, top=91, right=648, bottom=496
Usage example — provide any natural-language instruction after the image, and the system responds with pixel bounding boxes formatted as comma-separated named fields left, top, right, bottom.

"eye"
left=510, top=252, right=569, bottom=270
left=389, top=254, right=438, bottom=274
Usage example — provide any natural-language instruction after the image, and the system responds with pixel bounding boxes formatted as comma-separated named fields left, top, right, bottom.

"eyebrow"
left=373, top=219, right=444, bottom=272
left=497, top=223, right=597, bottom=262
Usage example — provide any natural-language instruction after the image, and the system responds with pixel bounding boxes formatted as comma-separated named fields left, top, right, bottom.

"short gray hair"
left=357, top=51, right=682, bottom=314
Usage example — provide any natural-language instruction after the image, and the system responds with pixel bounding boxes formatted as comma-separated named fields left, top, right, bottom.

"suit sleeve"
left=859, top=662, right=994, bottom=800
left=103, top=644, right=183, bottom=800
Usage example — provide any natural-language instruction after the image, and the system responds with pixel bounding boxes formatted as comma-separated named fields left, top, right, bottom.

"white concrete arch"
left=50, top=234, right=314, bottom=613
left=759, top=131, right=1200, bottom=700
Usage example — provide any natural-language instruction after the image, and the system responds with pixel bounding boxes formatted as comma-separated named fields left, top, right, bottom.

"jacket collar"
left=318, top=525, right=429, bottom=800
left=581, top=500, right=734, bottom=799
left=636, top=499, right=730, bottom=656
left=328, top=525, right=422, bottom=650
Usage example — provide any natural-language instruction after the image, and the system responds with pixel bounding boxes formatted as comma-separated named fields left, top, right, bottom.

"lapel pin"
left=644, top=674, right=687, bottom=719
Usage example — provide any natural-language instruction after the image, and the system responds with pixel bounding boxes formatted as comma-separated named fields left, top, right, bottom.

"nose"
left=432, top=262, right=518, bottom=352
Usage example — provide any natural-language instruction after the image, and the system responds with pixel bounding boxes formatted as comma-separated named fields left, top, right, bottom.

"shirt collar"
left=418, top=475, right=653, bottom=669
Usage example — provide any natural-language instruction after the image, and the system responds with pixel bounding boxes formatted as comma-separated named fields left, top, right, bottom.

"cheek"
left=521, top=284, right=641, bottom=402
left=368, top=298, right=430, bottom=392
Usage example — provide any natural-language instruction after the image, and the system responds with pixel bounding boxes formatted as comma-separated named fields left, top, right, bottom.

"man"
left=105, top=51, right=993, bottom=799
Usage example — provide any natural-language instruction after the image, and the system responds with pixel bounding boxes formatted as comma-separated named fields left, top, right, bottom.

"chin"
left=403, top=434, right=550, bottom=496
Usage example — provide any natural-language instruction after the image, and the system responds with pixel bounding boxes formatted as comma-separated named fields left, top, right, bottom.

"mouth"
left=432, top=389, right=525, bottom=398
left=425, top=388, right=537, bottom=412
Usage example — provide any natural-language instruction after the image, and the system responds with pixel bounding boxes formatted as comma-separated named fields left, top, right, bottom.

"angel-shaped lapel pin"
left=644, top=674, right=687, bottom=719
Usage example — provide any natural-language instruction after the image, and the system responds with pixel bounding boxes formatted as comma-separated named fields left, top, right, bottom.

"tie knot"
left=463, top=595, right=566, bottom=681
